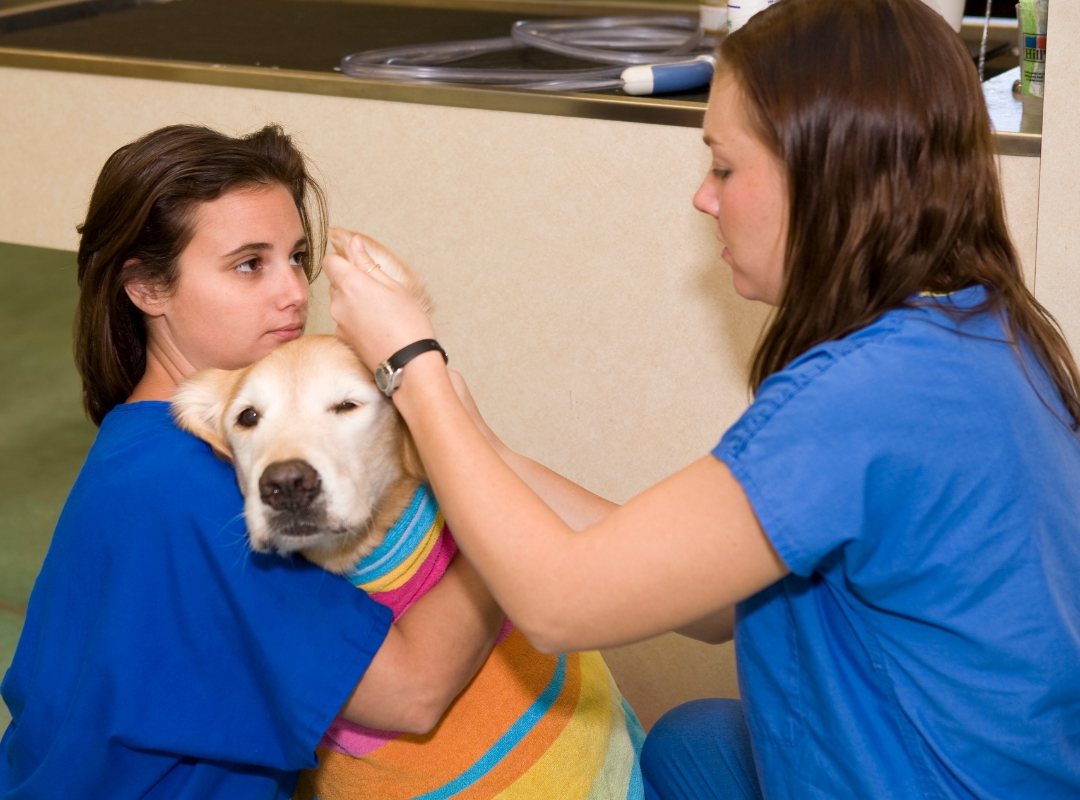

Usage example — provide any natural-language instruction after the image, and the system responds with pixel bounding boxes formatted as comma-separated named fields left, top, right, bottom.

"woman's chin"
left=729, top=270, right=780, bottom=306
left=730, top=271, right=761, bottom=302
left=246, top=335, right=297, bottom=365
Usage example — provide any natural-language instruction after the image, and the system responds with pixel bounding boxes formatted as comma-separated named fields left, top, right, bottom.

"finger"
left=354, top=234, right=391, bottom=266
left=449, top=371, right=481, bottom=418
left=354, top=243, right=407, bottom=290
left=325, top=250, right=400, bottom=296
left=363, top=260, right=403, bottom=288
left=328, top=227, right=356, bottom=257
left=321, top=252, right=355, bottom=285
left=348, top=234, right=383, bottom=274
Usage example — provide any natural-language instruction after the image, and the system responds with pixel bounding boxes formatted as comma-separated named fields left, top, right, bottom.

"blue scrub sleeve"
left=712, top=344, right=885, bottom=577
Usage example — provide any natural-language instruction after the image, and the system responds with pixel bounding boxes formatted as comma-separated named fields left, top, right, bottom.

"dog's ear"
left=171, top=368, right=244, bottom=461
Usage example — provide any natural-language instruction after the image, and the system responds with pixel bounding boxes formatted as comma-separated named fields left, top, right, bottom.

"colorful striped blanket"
left=295, top=484, right=645, bottom=800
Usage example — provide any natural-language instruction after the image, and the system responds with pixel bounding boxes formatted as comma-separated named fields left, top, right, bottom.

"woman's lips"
left=721, top=247, right=732, bottom=263
left=269, top=324, right=304, bottom=341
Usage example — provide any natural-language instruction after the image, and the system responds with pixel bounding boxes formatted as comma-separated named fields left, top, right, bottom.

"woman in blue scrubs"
left=322, top=0, right=1080, bottom=797
left=0, top=124, right=504, bottom=799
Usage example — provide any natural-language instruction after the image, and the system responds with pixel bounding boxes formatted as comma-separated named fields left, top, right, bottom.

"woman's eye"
left=236, top=258, right=260, bottom=274
left=333, top=401, right=361, bottom=413
left=236, top=407, right=259, bottom=428
left=712, top=168, right=731, bottom=180
left=290, top=250, right=309, bottom=268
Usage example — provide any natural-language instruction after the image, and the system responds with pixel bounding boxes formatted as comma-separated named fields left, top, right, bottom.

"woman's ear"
left=123, top=259, right=168, bottom=316
left=171, top=368, right=244, bottom=461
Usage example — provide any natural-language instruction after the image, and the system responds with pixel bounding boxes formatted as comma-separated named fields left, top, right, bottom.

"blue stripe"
left=350, top=485, right=437, bottom=584
left=622, top=696, right=646, bottom=799
left=413, top=654, right=568, bottom=800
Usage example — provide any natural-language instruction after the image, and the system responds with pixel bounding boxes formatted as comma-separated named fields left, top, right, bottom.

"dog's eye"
left=236, top=407, right=259, bottom=428
left=332, top=401, right=362, bottom=414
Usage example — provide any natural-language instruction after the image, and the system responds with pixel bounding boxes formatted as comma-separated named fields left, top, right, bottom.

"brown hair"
left=75, top=124, right=327, bottom=426
left=721, top=0, right=1080, bottom=427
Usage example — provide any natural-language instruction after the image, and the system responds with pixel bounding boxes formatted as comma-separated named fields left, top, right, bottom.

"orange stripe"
left=455, top=652, right=581, bottom=799
left=302, top=630, right=578, bottom=800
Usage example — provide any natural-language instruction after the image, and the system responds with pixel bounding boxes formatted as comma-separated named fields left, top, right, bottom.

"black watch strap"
left=387, top=339, right=448, bottom=371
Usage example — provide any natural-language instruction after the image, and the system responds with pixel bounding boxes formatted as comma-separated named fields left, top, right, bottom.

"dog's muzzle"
left=259, top=459, right=323, bottom=512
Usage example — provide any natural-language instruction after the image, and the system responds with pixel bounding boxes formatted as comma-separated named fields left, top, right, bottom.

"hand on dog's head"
left=327, top=227, right=434, bottom=317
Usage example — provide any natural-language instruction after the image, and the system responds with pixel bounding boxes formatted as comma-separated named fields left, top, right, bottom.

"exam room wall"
left=0, top=65, right=1043, bottom=729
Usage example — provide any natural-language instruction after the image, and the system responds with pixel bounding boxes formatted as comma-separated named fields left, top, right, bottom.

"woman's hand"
left=323, top=228, right=435, bottom=372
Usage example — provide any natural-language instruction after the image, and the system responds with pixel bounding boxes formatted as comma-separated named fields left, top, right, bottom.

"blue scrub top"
left=0, top=402, right=393, bottom=799
left=714, top=287, right=1080, bottom=797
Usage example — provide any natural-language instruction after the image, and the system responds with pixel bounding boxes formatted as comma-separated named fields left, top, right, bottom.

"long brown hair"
left=722, top=0, right=1080, bottom=428
left=75, top=124, right=327, bottom=426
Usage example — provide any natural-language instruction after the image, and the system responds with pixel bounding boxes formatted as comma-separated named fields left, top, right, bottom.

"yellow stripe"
left=358, top=512, right=443, bottom=593
left=493, top=651, right=613, bottom=800
left=583, top=668, right=636, bottom=799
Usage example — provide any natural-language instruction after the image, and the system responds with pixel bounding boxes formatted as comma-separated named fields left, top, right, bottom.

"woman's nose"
left=693, top=177, right=717, bottom=217
left=278, top=262, right=309, bottom=309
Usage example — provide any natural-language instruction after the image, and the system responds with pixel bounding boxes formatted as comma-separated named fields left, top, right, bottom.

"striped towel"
left=297, top=484, right=645, bottom=800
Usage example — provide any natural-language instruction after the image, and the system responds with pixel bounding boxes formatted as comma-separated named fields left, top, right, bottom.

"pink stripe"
left=495, top=617, right=515, bottom=646
left=320, top=717, right=403, bottom=757
left=371, top=526, right=457, bottom=621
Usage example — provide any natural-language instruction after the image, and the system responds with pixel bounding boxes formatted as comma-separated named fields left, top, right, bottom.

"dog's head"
left=173, top=335, right=425, bottom=563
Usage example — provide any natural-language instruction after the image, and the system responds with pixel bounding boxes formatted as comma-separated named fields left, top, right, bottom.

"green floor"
left=0, top=242, right=98, bottom=730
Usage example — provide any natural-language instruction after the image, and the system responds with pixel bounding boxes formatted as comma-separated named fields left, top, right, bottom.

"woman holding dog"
left=0, top=126, right=505, bottom=798
left=324, top=0, right=1080, bottom=797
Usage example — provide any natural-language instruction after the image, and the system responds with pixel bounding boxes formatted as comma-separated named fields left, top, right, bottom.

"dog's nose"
left=259, top=460, right=322, bottom=512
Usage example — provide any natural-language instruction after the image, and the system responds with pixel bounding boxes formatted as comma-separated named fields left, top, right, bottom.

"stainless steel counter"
left=0, top=0, right=1039, bottom=154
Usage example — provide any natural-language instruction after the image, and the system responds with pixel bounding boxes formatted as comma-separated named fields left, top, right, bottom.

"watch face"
left=375, top=365, right=395, bottom=395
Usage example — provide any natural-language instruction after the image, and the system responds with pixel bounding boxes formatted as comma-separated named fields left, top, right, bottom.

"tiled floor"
left=0, top=241, right=98, bottom=729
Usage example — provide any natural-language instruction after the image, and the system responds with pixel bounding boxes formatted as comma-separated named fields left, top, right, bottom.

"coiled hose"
left=340, top=16, right=717, bottom=95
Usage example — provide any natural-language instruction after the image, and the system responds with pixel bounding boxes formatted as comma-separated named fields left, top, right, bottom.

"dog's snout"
left=259, top=460, right=322, bottom=512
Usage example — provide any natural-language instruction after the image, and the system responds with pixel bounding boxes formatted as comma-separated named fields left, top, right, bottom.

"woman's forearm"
left=497, top=447, right=616, bottom=531
left=395, top=355, right=584, bottom=648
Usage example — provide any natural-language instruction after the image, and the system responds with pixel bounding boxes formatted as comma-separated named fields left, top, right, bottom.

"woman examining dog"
left=324, top=0, right=1080, bottom=797
left=0, top=126, right=504, bottom=798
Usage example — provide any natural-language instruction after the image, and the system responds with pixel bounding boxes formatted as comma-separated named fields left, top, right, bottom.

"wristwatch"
left=374, top=339, right=448, bottom=397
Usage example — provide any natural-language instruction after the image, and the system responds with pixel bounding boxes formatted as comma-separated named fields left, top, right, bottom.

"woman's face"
left=694, top=74, right=789, bottom=306
left=149, top=183, right=309, bottom=372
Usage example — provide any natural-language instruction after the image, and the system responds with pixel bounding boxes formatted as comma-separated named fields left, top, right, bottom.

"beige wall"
left=999, top=154, right=1040, bottom=290
left=0, top=63, right=1048, bottom=729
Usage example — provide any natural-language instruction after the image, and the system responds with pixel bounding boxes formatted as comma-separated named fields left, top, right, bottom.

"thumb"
left=347, top=234, right=381, bottom=273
